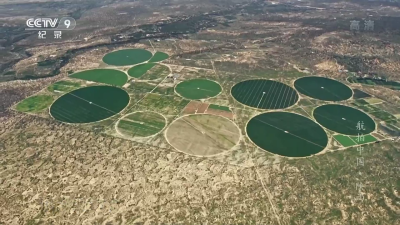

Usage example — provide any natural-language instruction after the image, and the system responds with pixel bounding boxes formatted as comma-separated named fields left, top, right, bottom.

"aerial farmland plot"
left=3, top=1, right=400, bottom=223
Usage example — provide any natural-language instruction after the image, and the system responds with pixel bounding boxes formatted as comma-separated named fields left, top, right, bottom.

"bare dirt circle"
left=165, top=114, right=241, bottom=156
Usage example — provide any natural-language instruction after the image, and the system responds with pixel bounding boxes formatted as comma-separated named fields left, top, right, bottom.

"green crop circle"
left=313, top=104, right=376, bottom=135
left=247, top=112, right=328, bottom=157
left=50, top=86, right=129, bottom=124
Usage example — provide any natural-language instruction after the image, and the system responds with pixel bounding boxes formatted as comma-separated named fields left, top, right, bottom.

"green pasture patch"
left=313, top=104, right=376, bottom=135
left=50, top=86, right=129, bottom=123
left=208, top=104, right=231, bottom=112
left=153, top=86, right=175, bottom=95
left=140, top=64, right=170, bottom=80
left=128, top=63, right=156, bottom=78
left=102, top=49, right=153, bottom=66
left=333, top=135, right=356, bottom=147
left=364, top=98, right=383, bottom=105
left=352, top=89, right=371, bottom=99
left=117, top=111, right=166, bottom=137
left=70, top=69, right=127, bottom=86
left=354, top=99, right=369, bottom=105
left=349, top=134, right=377, bottom=145
left=334, top=134, right=377, bottom=147
left=294, top=76, right=352, bottom=101
left=127, top=81, right=156, bottom=93
left=148, top=52, right=169, bottom=63
left=138, top=93, right=189, bottom=115
left=16, top=95, right=54, bottom=113
left=350, top=103, right=380, bottom=113
left=370, top=110, right=397, bottom=121
left=366, top=80, right=375, bottom=85
left=247, top=112, right=328, bottom=157
left=175, top=79, right=222, bottom=100
left=231, top=79, right=299, bottom=109
left=48, top=80, right=81, bottom=93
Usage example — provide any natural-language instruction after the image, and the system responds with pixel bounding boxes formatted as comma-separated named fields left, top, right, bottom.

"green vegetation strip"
left=102, top=49, right=153, bottom=66
left=349, top=134, right=377, bottom=145
left=347, top=77, right=400, bottom=90
left=208, top=104, right=231, bottom=112
left=231, top=79, right=298, bottom=109
left=370, top=110, right=397, bottom=121
left=16, top=95, right=54, bottom=113
left=295, top=76, right=353, bottom=101
left=334, top=134, right=378, bottom=147
left=50, top=86, right=129, bottom=123
left=333, top=135, right=356, bottom=147
left=175, top=79, right=222, bottom=100
left=70, top=69, right=127, bottom=86
left=313, top=104, right=376, bottom=135
left=148, top=52, right=169, bottom=63
left=117, top=112, right=166, bottom=137
left=48, top=80, right=81, bottom=93
left=247, top=112, right=328, bottom=157
left=128, top=63, right=156, bottom=78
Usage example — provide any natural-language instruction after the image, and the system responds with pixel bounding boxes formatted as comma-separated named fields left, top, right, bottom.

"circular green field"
left=148, top=52, right=169, bottom=63
left=128, top=63, right=170, bottom=80
left=313, top=104, right=376, bottom=135
left=175, top=79, right=222, bottom=100
left=231, top=79, right=299, bottom=109
left=117, top=111, right=166, bottom=138
left=70, top=69, right=127, bottom=86
left=247, top=112, right=328, bottom=157
left=294, top=76, right=353, bottom=101
left=16, top=95, right=54, bottom=113
left=102, top=49, right=153, bottom=66
left=50, top=86, right=129, bottom=123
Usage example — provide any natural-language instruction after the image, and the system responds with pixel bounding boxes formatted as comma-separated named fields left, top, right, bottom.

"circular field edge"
left=174, top=78, right=223, bottom=101
left=49, top=85, right=131, bottom=125
left=245, top=111, right=329, bottom=158
left=311, top=103, right=377, bottom=136
left=293, top=76, right=354, bottom=102
left=102, top=48, right=153, bottom=66
left=230, top=78, right=300, bottom=110
left=115, top=111, right=168, bottom=139
left=164, top=113, right=241, bottom=157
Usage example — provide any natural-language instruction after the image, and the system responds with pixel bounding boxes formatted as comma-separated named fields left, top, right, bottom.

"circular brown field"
left=165, top=114, right=241, bottom=156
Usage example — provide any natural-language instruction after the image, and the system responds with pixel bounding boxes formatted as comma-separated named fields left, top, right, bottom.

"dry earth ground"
left=165, top=114, right=240, bottom=156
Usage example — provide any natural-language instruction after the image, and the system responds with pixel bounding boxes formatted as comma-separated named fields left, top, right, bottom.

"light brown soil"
left=196, top=103, right=209, bottom=113
left=206, top=108, right=234, bottom=119
left=165, top=114, right=240, bottom=156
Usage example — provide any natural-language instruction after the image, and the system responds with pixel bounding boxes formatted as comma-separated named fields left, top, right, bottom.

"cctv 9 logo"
left=26, top=17, right=76, bottom=30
